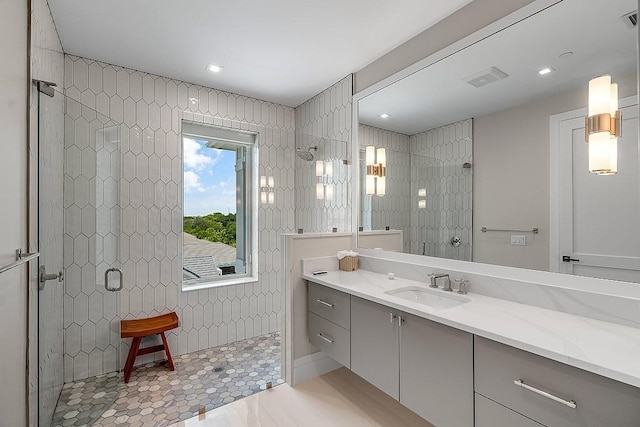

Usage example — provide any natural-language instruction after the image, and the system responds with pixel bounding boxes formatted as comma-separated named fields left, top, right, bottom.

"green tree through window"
left=184, top=213, right=237, bottom=247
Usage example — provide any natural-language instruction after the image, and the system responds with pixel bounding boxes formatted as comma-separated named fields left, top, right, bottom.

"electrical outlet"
left=511, top=235, right=526, bottom=246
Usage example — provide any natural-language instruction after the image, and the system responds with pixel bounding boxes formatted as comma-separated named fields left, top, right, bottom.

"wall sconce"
left=315, top=160, right=334, bottom=200
left=417, top=188, right=426, bottom=209
left=365, top=145, right=386, bottom=196
left=585, top=75, right=621, bottom=175
left=260, top=175, right=275, bottom=204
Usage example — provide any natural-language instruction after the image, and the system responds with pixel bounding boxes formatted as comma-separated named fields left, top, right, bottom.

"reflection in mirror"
left=356, top=0, right=639, bottom=282
left=295, top=134, right=350, bottom=233
left=359, top=120, right=473, bottom=261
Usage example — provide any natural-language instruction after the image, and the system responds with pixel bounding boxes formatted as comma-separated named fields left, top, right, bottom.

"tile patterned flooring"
left=51, top=332, right=282, bottom=427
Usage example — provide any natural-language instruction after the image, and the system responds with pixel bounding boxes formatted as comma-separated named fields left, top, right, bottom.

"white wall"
left=0, top=0, right=29, bottom=425
left=473, top=74, right=637, bottom=271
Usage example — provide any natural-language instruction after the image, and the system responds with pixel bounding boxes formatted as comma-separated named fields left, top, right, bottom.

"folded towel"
left=337, top=250, right=359, bottom=259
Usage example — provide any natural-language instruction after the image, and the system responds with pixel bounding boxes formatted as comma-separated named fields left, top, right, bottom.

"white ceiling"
left=48, top=0, right=472, bottom=107
left=359, top=0, right=638, bottom=135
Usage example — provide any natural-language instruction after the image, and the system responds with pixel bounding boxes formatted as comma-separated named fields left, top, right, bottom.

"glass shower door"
left=38, top=88, right=124, bottom=426
left=37, top=85, right=66, bottom=427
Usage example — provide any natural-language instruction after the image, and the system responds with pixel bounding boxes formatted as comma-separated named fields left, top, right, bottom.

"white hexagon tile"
left=63, top=55, right=297, bottom=383
left=294, top=76, right=352, bottom=233
left=51, top=332, right=282, bottom=426
left=410, top=119, right=473, bottom=261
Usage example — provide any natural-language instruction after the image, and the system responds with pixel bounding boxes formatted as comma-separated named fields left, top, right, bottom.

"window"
left=181, top=121, right=258, bottom=289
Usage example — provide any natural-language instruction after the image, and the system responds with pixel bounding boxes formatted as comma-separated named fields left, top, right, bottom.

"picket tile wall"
left=358, top=119, right=473, bottom=259
left=64, top=55, right=295, bottom=381
left=358, top=124, right=411, bottom=252
left=410, top=119, right=473, bottom=260
left=295, top=76, right=352, bottom=233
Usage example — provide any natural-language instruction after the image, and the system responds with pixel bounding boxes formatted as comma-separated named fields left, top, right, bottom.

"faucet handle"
left=429, top=273, right=438, bottom=288
left=455, top=279, right=469, bottom=295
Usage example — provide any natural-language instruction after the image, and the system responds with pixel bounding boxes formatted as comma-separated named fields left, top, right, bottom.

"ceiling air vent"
left=622, top=11, right=637, bottom=29
left=463, top=67, right=509, bottom=88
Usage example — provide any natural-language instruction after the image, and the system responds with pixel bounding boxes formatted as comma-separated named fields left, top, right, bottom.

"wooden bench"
left=120, top=312, right=179, bottom=383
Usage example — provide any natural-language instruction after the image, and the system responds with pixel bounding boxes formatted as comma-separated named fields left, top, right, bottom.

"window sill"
left=181, top=275, right=258, bottom=292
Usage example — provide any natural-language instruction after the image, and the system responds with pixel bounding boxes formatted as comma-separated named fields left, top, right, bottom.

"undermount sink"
left=385, top=286, right=469, bottom=310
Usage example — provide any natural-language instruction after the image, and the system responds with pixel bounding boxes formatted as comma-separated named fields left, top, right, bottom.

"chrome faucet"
left=429, top=273, right=452, bottom=291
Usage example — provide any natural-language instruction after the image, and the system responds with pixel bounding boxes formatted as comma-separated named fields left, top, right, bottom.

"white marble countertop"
left=303, top=269, right=640, bottom=388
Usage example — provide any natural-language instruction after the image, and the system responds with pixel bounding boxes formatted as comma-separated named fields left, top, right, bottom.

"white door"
left=551, top=98, right=640, bottom=282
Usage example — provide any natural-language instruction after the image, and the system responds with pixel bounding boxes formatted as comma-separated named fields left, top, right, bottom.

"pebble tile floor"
left=51, top=332, right=283, bottom=427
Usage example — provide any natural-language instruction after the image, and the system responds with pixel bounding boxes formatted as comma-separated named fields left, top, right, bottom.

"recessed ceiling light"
left=538, top=67, right=555, bottom=76
left=207, top=64, right=223, bottom=73
left=380, top=113, right=390, bottom=119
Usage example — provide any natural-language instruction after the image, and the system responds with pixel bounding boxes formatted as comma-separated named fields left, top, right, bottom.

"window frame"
left=180, top=121, right=259, bottom=291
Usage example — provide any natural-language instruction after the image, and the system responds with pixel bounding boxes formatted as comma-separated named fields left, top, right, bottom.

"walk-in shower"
left=295, top=136, right=351, bottom=233
left=34, top=73, right=286, bottom=426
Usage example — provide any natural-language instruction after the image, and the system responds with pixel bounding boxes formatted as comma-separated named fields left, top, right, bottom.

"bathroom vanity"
left=302, top=258, right=640, bottom=427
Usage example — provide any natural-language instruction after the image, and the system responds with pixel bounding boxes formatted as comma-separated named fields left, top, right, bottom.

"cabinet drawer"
left=308, top=312, right=350, bottom=368
left=475, top=337, right=640, bottom=427
left=475, top=394, right=544, bottom=427
left=400, top=313, right=473, bottom=427
left=308, top=282, right=350, bottom=329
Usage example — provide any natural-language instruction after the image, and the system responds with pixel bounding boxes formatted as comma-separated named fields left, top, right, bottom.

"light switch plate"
left=511, top=235, right=526, bottom=246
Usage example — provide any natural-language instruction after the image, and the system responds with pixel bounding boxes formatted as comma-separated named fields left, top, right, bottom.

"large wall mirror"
left=355, top=0, right=639, bottom=283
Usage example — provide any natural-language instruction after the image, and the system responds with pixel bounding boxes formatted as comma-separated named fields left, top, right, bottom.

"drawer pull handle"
left=514, top=379, right=577, bottom=409
left=316, top=299, right=334, bottom=308
left=316, top=333, right=334, bottom=344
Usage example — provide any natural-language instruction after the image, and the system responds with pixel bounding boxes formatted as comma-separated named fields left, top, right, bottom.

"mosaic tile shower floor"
left=51, top=332, right=282, bottom=427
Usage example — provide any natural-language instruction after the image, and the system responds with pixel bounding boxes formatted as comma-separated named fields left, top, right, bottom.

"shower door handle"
left=39, top=265, right=63, bottom=291
left=105, top=268, right=123, bottom=292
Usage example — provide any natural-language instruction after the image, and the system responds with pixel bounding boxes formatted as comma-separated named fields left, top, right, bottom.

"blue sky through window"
left=183, top=137, right=237, bottom=216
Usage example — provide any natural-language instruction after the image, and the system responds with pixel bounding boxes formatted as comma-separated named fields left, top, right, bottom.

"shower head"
left=296, top=146, right=317, bottom=162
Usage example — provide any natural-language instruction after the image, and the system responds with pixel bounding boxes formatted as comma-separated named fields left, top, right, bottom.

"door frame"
left=549, top=95, right=639, bottom=273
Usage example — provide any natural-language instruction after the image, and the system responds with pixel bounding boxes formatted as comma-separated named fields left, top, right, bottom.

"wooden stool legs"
left=160, top=332, right=175, bottom=371
left=123, top=332, right=175, bottom=383
left=123, top=337, right=142, bottom=383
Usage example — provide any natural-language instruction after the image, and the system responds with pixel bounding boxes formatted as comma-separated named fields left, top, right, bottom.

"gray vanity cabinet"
left=475, top=336, right=640, bottom=427
left=351, top=296, right=474, bottom=427
left=475, top=393, right=544, bottom=427
left=399, top=312, right=473, bottom=427
left=309, top=281, right=640, bottom=427
left=307, top=283, right=351, bottom=368
left=350, top=296, right=400, bottom=399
